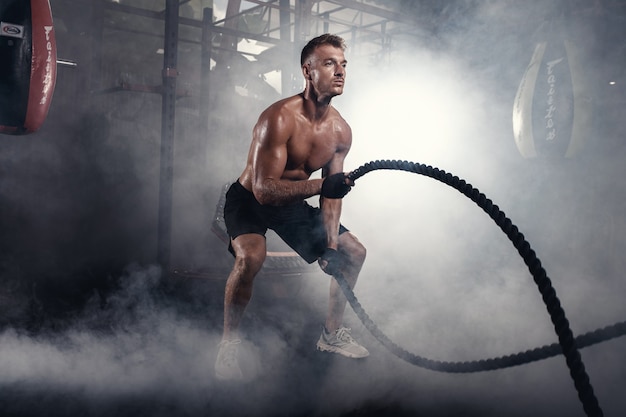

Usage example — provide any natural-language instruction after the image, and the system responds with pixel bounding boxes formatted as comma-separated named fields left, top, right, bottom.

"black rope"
left=335, top=159, right=614, bottom=417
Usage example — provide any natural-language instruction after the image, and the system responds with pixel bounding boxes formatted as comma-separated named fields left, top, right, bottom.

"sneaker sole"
left=316, top=342, right=369, bottom=359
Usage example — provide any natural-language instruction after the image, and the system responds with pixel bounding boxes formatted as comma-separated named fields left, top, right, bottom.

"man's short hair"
left=300, top=33, right=347, bottom=66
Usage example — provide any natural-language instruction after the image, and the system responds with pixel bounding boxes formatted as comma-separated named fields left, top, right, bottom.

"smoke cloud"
left=1, top=0, right=625, bottom=416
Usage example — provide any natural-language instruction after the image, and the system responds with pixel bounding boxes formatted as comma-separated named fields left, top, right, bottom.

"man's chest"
left=285, top=129, right=339, bottom=171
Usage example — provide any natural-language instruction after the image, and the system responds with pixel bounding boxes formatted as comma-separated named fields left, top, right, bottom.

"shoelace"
left=334, top=327, right=355, bottom=344
left=219, top=339, right=241, bottom=365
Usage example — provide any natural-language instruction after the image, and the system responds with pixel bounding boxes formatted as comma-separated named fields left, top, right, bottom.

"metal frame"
left=84, top=0, right=421, bottom=271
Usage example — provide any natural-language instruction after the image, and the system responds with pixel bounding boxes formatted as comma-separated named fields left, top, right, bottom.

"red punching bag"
left=0, top=0, right=57, bottom=135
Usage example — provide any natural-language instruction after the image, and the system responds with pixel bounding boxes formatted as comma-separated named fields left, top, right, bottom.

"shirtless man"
left=215, top=34, right=368, bottom=381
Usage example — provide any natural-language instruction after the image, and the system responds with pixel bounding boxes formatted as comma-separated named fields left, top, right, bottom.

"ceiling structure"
left=95, top=0, right=626, bottom=98
left=97, top=0, right=428, bottom=96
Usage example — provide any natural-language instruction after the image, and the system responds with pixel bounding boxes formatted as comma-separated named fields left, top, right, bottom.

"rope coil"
left=338, top=159, right=618, bottom=417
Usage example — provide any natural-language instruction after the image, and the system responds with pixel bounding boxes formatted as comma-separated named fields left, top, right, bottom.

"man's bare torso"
left=238, top=93, right=351, bottom=192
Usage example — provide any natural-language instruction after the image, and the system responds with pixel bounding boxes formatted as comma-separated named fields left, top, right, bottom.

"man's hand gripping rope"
left=321, top=172, right=353, bottom=199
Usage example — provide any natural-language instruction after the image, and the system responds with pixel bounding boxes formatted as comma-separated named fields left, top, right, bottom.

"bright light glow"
left=342, top=51, right=487, bottom=173
left=337, top=49, right=497, bottom=256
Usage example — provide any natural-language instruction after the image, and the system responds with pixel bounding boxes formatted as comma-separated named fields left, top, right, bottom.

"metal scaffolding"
left=83, top=0, right=423, bottom=271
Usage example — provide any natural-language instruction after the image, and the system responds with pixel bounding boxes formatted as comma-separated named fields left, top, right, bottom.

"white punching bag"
left=513, top=28, right=591, bottom=159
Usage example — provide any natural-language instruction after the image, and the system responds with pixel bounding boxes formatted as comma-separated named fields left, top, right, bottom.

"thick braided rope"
left=339, top=159, right=605, bottom=417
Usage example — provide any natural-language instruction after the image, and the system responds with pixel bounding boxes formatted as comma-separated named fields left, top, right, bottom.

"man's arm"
left=320, top=123, right=352, bottom=251
left=320, top=177, right=343, bottom=250
left=317, top=135, right=352, bottom=276
left=250, top=108, right=323, bottom=206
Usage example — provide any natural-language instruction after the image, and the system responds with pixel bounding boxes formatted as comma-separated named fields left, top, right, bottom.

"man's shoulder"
left=265, top=94, right=303, bottom=113
left=328, top=105, right=347, bottom=121
left=257, top=95, right=303, bottom=127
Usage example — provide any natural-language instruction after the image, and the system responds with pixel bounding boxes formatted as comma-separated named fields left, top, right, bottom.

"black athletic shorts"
left=223, top=180, right=348, bottom=263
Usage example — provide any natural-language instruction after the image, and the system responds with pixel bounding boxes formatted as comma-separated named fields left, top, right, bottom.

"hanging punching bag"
left=0, top=0, right=57, bottom=135
left=512, top=24, right=591, bottom=159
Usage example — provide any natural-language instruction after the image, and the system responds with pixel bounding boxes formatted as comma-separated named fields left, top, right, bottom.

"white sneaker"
left=316, top=327, right=369, bottom=358
left=215, top=339, right=244, bottom=381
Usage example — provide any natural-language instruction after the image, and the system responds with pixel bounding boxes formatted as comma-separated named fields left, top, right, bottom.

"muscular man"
left=215, top=34, right=368, bottom=381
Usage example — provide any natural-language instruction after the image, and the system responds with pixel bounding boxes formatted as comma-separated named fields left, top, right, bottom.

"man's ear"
left=302, top=63, right=311, bottom=80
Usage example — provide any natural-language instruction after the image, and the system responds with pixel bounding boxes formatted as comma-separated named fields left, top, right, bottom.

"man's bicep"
left=251, top=116, right=290, bottom=183
left=325, top=122, right=352, bottom=177
left=323, top=146, right=348, bottom=178
left=253, top=140, right=288, bottom=182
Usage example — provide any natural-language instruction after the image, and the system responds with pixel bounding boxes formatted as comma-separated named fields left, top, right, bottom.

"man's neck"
left=301, top=88, right=332, bottom=121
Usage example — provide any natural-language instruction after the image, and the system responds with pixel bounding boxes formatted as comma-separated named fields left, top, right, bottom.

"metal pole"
left=279, top=0, right=291, bottom=95
left=89, top=0, right=104, bottom=94
left=157, top=0, right=180, bottom=273
left=200, top=6, right=213, bottom=140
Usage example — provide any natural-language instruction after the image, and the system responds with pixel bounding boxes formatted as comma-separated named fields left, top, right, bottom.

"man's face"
left=305, top=44, right=347, bottom=98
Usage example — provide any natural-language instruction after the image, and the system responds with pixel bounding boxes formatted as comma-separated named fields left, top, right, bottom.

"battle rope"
left=333, top=159, right=617, bottom=417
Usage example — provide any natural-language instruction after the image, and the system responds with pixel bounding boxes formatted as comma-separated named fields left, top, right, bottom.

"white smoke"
left=2, top=1, right=625, bottom=417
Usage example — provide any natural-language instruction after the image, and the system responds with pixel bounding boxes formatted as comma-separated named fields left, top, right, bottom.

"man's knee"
left=231, top=235, right=267, bottom=277
left=352, top=240, right=366, bottom=266
left=234, top=249, right=265, bottom=276
left=339, top=232, right=366, bottom=266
